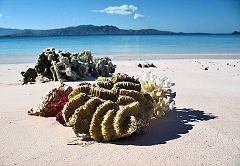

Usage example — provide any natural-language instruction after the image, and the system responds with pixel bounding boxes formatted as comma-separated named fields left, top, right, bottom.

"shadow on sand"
left=111, top=108, right=217, bottom=146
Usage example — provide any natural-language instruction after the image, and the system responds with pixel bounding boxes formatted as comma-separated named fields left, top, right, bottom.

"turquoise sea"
left=0, top=35, right=240, bottom=63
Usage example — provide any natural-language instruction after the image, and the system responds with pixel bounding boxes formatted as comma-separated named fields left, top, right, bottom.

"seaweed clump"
left=21, top=48, right=116, bottom=84
left=62, top=73, right=154, bottom=141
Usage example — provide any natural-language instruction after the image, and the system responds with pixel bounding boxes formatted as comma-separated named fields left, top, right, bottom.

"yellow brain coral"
left=62, top=73, right=154, bottom=141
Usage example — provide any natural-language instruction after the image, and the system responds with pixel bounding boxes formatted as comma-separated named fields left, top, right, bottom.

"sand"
left=0, top=59, right=240, bottom=165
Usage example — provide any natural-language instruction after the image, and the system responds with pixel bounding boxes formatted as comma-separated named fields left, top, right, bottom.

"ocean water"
left=0, top=35, right=240, bottom=63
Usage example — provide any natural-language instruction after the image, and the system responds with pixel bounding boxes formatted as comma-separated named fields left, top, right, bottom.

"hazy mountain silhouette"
left=0, top=25, right=236, bottom=37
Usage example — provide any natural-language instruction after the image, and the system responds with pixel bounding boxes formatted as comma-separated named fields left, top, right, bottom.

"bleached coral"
left=21, top=48, right=116, bottom=84
left=139, top=72, right=175, bottom=118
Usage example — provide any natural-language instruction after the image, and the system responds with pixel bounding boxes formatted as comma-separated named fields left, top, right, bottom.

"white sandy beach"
left=0, top=58, right=240, bottom=165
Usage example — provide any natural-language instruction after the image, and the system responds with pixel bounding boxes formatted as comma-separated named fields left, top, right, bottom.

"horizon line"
left=0, top=24, right=239, bottom=34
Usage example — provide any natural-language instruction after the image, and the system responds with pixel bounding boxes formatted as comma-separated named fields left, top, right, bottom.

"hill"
left=0, top=28, right=22, bottom=36
left=232, top=31, right=240, bottom=35
left=0, top=25, right=175, bottom=37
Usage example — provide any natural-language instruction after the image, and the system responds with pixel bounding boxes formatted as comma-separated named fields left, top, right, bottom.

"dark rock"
left=138, top=64, right=142, bottom=68
left=21, top=68, right=37, bottom=84
left=204, top=67, right=209, bottom=70
left=149, top=63, right=156, bottom=67
left=138, top=62, right=156, bottom=68
left=143, top=64, right=149, bottom=68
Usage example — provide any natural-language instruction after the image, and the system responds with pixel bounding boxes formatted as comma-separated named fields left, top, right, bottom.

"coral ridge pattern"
left=63, top=73, right=154, bottom=141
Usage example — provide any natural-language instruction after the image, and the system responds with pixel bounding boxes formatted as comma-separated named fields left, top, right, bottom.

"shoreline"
left=110, top=52, right=240, bottom=61
left=0, top=58, right=239, bottom=86
left=0, top=52, right=240, bottom=64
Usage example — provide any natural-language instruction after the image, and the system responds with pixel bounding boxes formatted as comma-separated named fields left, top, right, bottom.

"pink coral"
left=55, top=95, right=69, bottom=125
left=28, top=83, right=73, bottom=124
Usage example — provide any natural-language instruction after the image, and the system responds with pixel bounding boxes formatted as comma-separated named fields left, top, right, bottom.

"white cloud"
left=0, top=14, right=2, bottom=18
left=134, top=13, right=144, bottom=19
left=93, top=4, right=144, bottom=19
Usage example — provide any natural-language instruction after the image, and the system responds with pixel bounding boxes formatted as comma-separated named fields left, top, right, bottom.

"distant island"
left=232, top=31, right=240, bottom=35
left=0, top=25, right=239, bottom=37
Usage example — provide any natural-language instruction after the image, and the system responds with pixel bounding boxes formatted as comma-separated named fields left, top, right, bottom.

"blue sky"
left=0, top=0, right=239, bottom=33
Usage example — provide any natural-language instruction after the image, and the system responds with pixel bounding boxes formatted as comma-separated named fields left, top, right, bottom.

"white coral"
left=139, top=72, right=175, bottom=118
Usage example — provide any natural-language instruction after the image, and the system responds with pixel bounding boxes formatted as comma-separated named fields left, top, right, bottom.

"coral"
left=62, top=73, right=154, bottom=141
left=90, top=87, right=117, bottom=101
left=138, top=62, right=156, bottom=68
left=35, top=75, right=50, bottom=83
left=111, top=73, right=140, bottom=84
left=21, top=48, right=116, bottom=84
left=35, top=51, right=53, bottom=78
left=28, top=83, right=73, bottom=119
left=89, top=101, right=119, bottom=141
left=21, top=68, right=37, bottom=84
left=27, top=72, right=176, bottom=142
left=96, top=78, right=113, bottom=90
left=113, top=82, right=141, bottom=92
left=68, top=84, right=91, bottom=99
left=139, top=72, right=175, bottom=118
left=116, top=96, right=135, bottom=105
left=113, top=102, right=139, bottom=138
left=77, top=50, right=93, bottom=63
left=72, top=97, right=103, bottom=134
left=55, top=95, right=69, bottom=125
left=97, top=81, right=113, bottom=90
left=101, top=109, right=117, bottom=141
left=95, top=57, right=116, bottom=77
left=56, top=109, right=66, bottom=125
left=63, top=93, right=90, bottom=126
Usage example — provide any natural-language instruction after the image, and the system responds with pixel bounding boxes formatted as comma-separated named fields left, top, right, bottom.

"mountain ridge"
left=232, top=31, right=240, bottom=35
left=0, top=25, right=238, bottom=37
